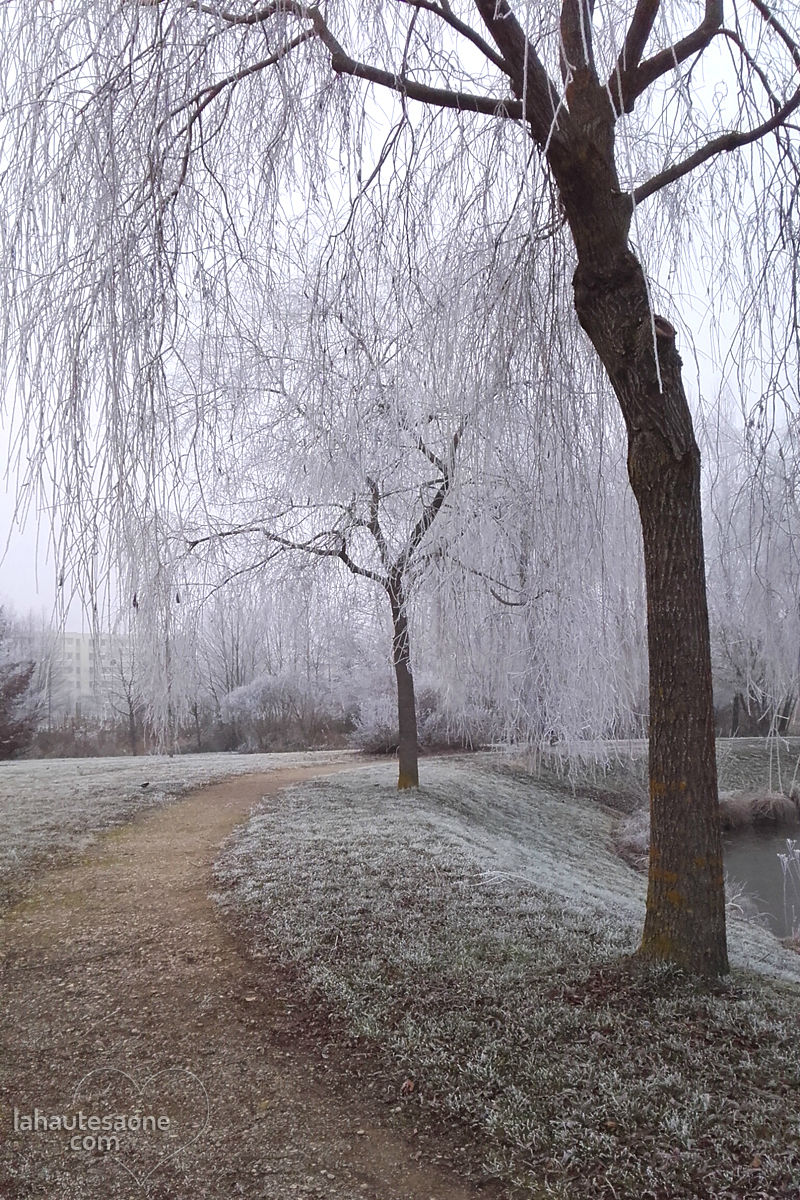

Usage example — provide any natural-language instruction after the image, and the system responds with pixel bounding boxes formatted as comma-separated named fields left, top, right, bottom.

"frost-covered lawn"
left=215, top=754, right=800, bottom=1199
left=0, top=750, right=355, bottom=906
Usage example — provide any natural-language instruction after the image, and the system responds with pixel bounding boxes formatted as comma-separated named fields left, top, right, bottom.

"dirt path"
left=0, top=766, right=499, bottom=1200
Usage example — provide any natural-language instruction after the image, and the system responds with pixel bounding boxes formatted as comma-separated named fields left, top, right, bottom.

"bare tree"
left=186, top=392, right=467, bottom=788
left=106, top=637, right=149, bottom=755
left=5, top=1, right=800, bottom=970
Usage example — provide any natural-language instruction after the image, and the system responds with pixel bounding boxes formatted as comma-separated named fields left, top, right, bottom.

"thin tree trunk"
left=192, top=702, right=203, bottom=752
left=389, top=582, right=420, bottom=789
left=128, top=707, right=140, bottom=756
left=776, top=692, right=796, bottom=736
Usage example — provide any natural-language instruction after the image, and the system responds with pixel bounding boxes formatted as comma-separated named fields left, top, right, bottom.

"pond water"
left=724, top=829, right=800, bottom=939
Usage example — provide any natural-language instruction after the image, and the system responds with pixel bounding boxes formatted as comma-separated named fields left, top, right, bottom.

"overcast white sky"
left=0, top=479, right=58, bottom=617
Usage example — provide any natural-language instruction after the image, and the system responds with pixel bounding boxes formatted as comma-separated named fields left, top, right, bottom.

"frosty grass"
left=0, top=750, right=354, bottom=904
left=215, top=751, right=800, bottom=1199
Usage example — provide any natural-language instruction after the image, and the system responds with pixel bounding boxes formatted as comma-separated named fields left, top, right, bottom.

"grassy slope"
left=215, top=748, right=800, bottom=1199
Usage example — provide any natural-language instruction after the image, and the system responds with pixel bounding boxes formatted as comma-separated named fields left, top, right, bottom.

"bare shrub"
left=220, top=674, right=354, bottom=753
left=725, top=875, right=770, bottom=926
left=350, top=688, right=494, bottom=756
left=614, top=808, right=650, bottom=872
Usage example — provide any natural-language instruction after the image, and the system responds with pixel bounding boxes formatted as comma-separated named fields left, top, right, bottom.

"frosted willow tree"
left=706, top=411, right=800, bottom=737
left=167, top=211, right=616, bottom=781
left=174, top=230, right=638, bottom=765
left=4, top=2, right=800, bottom=971
left=416, top=405, right=648, bottom=747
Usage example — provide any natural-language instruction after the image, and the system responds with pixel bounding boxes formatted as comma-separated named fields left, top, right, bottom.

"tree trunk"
left=628, top=427, right=727, bottom=973
left=128, top=706, right=140, bottom=756
left=776, top=692, right=797, bottom=736
left=192, top=701, right=203, bottom=752
left=389, top=581, right=420, bottom=789
left=569, top=233, right=728, bottom=975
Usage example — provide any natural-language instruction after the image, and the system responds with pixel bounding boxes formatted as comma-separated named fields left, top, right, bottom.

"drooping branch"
left=204, top=554, right=286, bottom=598
left=186, top=525, right=274, bottom=550
left=321, top=43, right=521, bottom=118
left=161, top=29, right=315, bottom=198
left=719, top=28, right=784, bottom=115
left=164, top=31, right=316, bottom=128
left=186, top=523, right=388, bottom=585
left=424, top=549, right=547, bottom=607
left=748, top=0, right=800, bottom=71
left=489, top=586, right=529, bottom=607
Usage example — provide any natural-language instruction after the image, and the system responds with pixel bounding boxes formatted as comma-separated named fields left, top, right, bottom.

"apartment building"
left=51, top=631, right=122, bottom=717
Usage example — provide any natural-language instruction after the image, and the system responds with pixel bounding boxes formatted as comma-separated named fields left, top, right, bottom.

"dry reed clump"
left=718, top=790, right=800, bottom=830
left=611, top=739, right=800, bottom=854
left=614, top=789, right=800, bottom=874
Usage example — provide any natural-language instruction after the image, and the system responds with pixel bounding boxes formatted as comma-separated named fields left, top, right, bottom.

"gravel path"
left=0, top=766, right=499, bottom=1200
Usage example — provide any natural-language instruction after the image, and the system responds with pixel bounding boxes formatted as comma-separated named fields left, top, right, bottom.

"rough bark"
left=552, top=125, right=728, bottom=975
left=629, top=430, right=727, bottom=971
left=389, top=582, right=420, bottom=790
left=469, top=0, right=729, bottom=969
left=567, top=248, right=728, bottom=974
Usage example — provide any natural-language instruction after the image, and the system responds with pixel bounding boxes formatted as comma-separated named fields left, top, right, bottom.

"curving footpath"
left=0, top=766, right=497, bottom=1200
